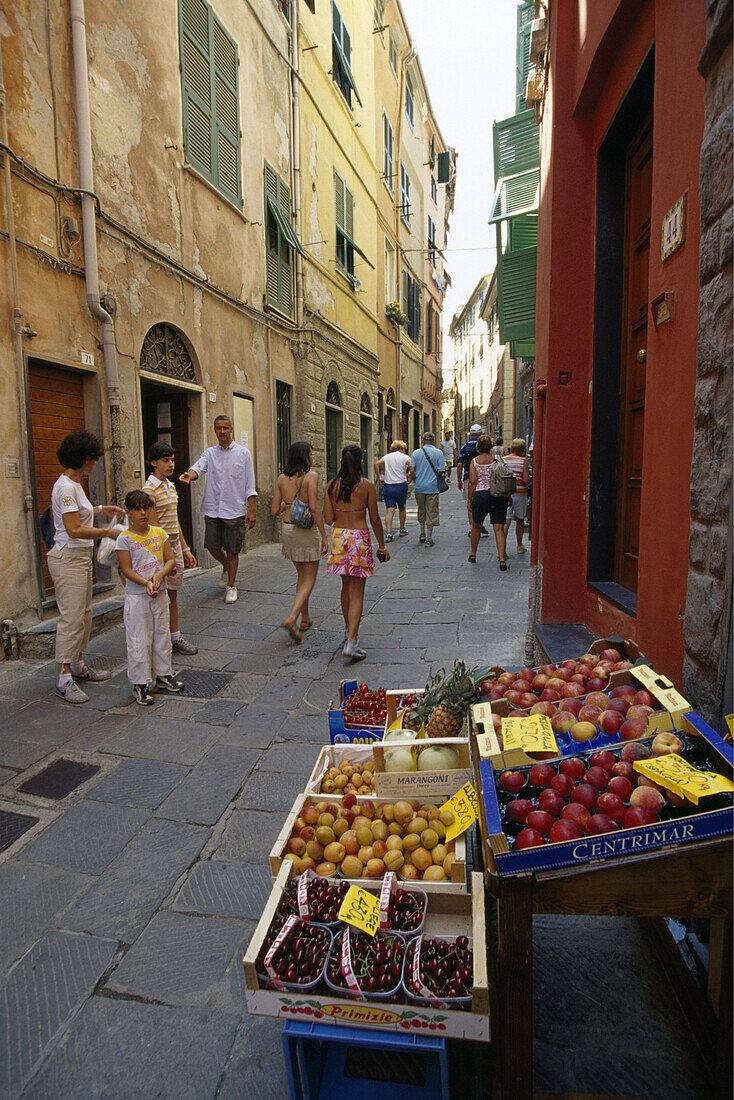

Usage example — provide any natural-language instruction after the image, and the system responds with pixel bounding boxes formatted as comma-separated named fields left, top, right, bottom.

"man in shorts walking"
left=179, top=415, right=257, bottom=604
left=440, top=431, right=456, bottom=480
left=409, top=431, right=445, bottom=547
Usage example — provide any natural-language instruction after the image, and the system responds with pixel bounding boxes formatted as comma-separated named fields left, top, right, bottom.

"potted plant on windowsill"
left=385, top=300, right=409, bottom=326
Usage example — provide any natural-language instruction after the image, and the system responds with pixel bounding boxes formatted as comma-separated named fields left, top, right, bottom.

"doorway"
left=140, top=380, right=194, bottom=551
left=326, top=407, right=341, bottom=481
left=28, top=361, right=88, bottom=595
left=614, top=118, right=652, bottom=593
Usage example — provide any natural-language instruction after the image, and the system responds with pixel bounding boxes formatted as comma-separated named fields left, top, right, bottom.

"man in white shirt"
left=440, top=431, right=456, bottom=477
left=179, top=415, right=257, bottom=604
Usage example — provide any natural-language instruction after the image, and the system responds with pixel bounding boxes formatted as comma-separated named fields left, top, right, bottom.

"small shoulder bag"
left=421, top=447, right=449, bottom=493
left=289, top=475, right=314, bottom=529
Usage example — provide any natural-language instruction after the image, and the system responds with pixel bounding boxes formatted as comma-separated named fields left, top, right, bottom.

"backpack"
left=39, top=507, right=55, bottom=550
left=490, top=459, right=517, bottom=498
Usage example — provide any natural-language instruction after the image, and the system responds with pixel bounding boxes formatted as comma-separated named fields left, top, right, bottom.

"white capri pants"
left=123, top=593, right=173, bottom=685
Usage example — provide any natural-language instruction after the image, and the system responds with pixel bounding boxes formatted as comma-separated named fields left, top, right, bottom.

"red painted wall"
left=533, top=0, right=706, bottom=682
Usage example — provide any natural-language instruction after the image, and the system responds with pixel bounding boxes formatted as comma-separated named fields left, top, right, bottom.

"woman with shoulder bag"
left=271, top=441, right=328, bottom=642
left=467, top=435, right=510, bottom=570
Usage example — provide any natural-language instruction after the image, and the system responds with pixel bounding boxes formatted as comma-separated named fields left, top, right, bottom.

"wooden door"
left=28, top=363, right=86, bottom=594
left=140, top=381, right=193, bottom=551
left=360, top=414, right=371, bottom=474
left=615, top=117, right=652, bottom=593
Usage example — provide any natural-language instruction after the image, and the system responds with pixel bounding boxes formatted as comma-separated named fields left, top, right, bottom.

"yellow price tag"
left=440, top=782, right=478, bottom=843
left=501, top=714, right=558, bottom=755
left=725, top=714, right=733, bottom=738
left=633, top=753, right=734, bottom=805
left=338, top=885, right=380, bottom=937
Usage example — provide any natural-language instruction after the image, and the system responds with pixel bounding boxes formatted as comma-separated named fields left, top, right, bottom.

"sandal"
left=499, top=560, right=508, bottom=572
left=468, top=555, right=476, bottom=563
left=281, top=621, right=302, bottom=643
left=300, top=618, right=313, bottom=632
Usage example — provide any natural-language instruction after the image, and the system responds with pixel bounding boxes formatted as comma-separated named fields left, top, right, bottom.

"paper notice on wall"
left=240, top=431, right=249, bottom=448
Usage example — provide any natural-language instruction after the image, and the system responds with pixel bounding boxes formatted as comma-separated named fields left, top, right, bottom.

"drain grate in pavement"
left=18, top=759, right=100, bottom=800
left=0, top=809, right=39, bottom=853
left=179, top=669, right=235, bottom=699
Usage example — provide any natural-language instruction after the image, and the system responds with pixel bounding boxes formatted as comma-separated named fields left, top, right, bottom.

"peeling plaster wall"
left=0, top=0, right=295, bottom=623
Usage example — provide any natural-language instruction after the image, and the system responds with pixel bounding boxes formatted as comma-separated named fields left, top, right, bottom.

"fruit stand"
left=469, top=647, right=734, bottom=1100
left=243, top=650, right=733, bottom=1098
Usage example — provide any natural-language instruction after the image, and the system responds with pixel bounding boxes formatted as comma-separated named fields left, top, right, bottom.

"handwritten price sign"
left=440, top=782, right=478, bottom=843
left=338, top=885, right=380, bottom=937
left=633, top=753, right=734, bottom=805
left=501, top=714, right=558, bottom=755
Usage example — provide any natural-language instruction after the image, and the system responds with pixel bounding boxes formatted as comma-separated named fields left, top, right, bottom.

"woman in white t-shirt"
left=47, top=431, right=124, bottom=704
left=374, top=440, right=413, bottom=542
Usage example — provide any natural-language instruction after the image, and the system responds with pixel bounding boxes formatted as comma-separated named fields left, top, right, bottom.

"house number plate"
left=661, top=193, right=686, bottom=262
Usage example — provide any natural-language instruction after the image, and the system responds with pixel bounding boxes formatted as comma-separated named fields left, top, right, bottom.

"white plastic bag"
left=96, top=515, right=127, bottom=567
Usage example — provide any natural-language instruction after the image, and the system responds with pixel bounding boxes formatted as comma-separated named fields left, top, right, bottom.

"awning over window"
left=332, top=35, right=363, bottom=107
left=267, top=196, right=307, bottom=259
left=489, top=166, right=539, bottom=225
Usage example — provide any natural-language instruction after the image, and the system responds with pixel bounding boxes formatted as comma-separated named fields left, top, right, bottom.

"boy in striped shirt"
left=143, top=442, right=199, bottom=655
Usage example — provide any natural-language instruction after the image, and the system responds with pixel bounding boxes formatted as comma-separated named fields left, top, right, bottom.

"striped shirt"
left=503, top=455, right=528, bottom=494
left=143, top=475, right=180, bottom=538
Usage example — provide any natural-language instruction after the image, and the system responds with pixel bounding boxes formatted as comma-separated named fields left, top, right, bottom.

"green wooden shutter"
left=180, top=0, right=240, bottom=204
left=334, top=171, right=346, bottom=234
left=344, top=183, right=354, bottom=242
left=265, top=164, right=293, bottom=315
left=497, top=248, right=537, bottom=343
left=516, top=2, right=534, bottom=111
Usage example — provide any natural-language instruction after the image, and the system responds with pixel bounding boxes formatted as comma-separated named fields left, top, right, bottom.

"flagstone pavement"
left=0, top=493, right=708, bottom=1097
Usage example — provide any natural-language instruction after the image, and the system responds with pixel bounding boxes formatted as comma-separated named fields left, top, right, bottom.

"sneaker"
left=172, top=635, right=198, bottom=654
left=385, top=533, right=394, bottom=543
left=343, top=643, right=367, bottom=661
left=72, top=665, right=111, bottom=682
left=419, top=534, right=426, bottom=543
left=55, top=680, right=89, bottom=704
left=517, top=545, right=528, bottom=554
left=399, top=528, right=408, bottom=537
left=224, top=586, right=238, bottom=604
left=156, top=674, right=184, bottom=693
left=425, top=538, right=435, bottom=547
left=133, top=683, right=155, bottom=706
left=218, top=570, right=229, bottom=589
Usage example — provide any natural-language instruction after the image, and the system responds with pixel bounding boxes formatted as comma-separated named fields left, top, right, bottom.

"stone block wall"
left=683, top=0, right=733, bottom=728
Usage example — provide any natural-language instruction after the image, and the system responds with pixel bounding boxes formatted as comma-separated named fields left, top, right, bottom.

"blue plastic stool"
left=282, top=1019, right=450, bottom=1100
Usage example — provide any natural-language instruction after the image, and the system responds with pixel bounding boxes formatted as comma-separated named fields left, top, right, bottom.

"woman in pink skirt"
left=324, top=444, right=389, bottom=661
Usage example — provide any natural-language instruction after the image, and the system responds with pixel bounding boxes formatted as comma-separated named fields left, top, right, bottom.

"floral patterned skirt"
left=326, top=528, right=375, bottom=578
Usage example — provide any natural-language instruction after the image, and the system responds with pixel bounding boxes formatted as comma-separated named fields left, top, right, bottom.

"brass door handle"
left=637, top=348, right=647, bottom=363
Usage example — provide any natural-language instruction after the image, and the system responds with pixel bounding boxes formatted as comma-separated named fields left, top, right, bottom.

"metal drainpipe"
left=395, top=49, right=414, bottom=443
left=289, top=3, right=303, bottom=337
left=69, top=0, right=123, bottom=505
left=0, top=44, right=46, bottom=618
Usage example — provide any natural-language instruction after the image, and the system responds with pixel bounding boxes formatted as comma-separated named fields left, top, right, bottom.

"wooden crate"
left=270, top=792, right=467, bottom=892
left=372, top=738, right=472, bottom=800
left=243, top=863, right=490, bottom=1041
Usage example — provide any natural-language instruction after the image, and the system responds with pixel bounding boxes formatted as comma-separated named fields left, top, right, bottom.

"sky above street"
left=400, top=0, right=518, bottom=374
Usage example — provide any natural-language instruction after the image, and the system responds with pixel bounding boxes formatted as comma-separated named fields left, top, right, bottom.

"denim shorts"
left=383, top=482, right=408, bottom=510
left=472, top=490, right=508, bottom=526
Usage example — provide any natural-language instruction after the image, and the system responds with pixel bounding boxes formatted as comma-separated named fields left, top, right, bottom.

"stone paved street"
left=0, top=493, right=708, bottom=1098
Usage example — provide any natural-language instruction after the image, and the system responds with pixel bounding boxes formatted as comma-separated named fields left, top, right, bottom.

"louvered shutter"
left=334, top=172, right=346, bottom=233
left=265, top=164, right=293, bottom=316
left=344, top=184, right=354, bottom=242
left=277, top=174, right=293, bottom=314
left=180, top=0, right=240, bottom=203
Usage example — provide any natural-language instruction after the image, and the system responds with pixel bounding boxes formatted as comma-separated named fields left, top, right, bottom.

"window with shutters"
left=332, top=2, right=362, bottom=110
left=383, top=112, right=393, bottom=192
left=431, top=175, right=437, bottom=204
left=400, top=164, right=410, bottom=227
left=264, top=162, right=305, bottom=317
left=405, top=73, right=414, bottom=129
left=401, top=269, right=421, bottom=344
left=179, top=0, right=240, bottom=205
left=384, top=237, right=395, bottom=302
left=426, top=303, right=433, bottom=354
left=428, top=216, right=436, bottom=265
left=334, top=170, right=355, bottom=279
left=389, top=33, right=398, bottom=74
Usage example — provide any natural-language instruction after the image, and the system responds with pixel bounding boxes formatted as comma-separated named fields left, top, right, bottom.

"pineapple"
left=406, top=660, right=483, bottom=738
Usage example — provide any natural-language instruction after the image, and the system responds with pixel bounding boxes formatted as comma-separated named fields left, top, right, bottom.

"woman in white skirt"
left=271, top=441, right=328, bottom=642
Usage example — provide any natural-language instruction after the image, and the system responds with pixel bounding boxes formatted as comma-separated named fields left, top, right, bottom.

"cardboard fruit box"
left=471, top=665, right=686, bottom=770
left=270, top=792, right=468, bottom=892
left=477, top=710, right=733, bottom=878
left=372, top=738, right=473, bottom=800
left=243, top=863, right=490, bottom=1041
left=328, top=680, right=384, bottom=744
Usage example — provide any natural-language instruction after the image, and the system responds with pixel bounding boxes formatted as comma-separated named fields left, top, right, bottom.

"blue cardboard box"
left=478, top=710, right=733, bottom=877
left=328, top=680, right=384, bottom=745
